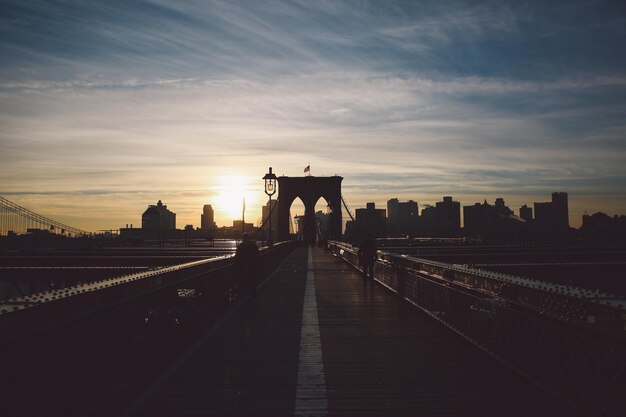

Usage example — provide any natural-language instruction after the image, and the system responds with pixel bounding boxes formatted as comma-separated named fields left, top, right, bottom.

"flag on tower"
left=304, top=165, right=310, bottom=173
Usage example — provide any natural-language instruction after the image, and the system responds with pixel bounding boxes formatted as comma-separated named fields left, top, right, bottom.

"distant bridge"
left=0, top=196, right=90, bottom=237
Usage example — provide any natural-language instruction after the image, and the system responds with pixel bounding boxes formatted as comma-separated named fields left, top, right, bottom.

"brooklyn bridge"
left=0, top=176, right=624, bottom=417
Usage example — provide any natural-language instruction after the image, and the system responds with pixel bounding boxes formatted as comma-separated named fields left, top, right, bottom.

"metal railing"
left=328, top=241, right=626, bottom=417
left=0, top=241, right=297, bottom=417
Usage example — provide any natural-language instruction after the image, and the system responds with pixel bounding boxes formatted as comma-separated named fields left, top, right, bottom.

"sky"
left=1, top=0, right=625, bottom=230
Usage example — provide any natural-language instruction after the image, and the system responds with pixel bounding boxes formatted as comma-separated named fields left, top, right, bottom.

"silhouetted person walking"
left=358, top=233, right=377, bottom=280
left=236, top=233, right=260, bottom=298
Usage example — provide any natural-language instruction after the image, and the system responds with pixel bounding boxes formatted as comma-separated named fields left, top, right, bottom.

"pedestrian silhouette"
left=358, top=233, right=377, bottom=280
left=235, top=233, right=260, bottom=298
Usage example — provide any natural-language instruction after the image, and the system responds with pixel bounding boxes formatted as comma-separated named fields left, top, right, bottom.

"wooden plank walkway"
left=57, top=246, right=575, bottom=416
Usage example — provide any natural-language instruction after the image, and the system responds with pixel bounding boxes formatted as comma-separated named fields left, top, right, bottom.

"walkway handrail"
left=0, top=240, right=298, bottom=417
left=328, top=240, right=626, bottom=417
left=0, top=241, right=296, bottom=343
left=329, top=241, right=625, bottom=338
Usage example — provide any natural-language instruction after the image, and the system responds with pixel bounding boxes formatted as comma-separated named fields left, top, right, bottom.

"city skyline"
left=110, top=189, right=601, bottom=231
left=1, top=1, right=625, bottom=230
left=0, top=177, right=621, bottom=230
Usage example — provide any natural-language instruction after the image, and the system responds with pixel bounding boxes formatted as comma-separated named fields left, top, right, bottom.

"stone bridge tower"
left=277, top=175, right=343, bottom=244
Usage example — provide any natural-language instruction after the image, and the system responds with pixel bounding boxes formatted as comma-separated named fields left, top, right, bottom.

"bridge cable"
left=341, top=195, right=356, bottom=222
left=0, top=196, right=90, bottom=236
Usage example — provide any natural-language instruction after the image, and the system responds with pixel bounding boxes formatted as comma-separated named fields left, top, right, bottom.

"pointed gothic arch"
left=277, top=175, right=343, bottom=244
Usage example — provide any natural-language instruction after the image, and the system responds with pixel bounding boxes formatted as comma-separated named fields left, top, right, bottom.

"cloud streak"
left=0, top=0, right=625, bottom=229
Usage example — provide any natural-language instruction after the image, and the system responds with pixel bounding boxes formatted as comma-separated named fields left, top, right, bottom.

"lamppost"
left=263, top=167, right=278, bottom=245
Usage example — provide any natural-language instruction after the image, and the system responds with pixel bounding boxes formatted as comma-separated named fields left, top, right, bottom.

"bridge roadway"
left=56, top=246, right=572, bottom=417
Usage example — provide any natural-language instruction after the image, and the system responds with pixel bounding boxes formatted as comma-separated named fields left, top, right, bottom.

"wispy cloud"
left=0, top=0, right=625, bottom=229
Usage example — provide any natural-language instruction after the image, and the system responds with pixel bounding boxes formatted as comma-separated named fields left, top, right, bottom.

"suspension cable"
left=341, top=195, right=356, bottom=222
left=0, top=196, right=90, bottom=236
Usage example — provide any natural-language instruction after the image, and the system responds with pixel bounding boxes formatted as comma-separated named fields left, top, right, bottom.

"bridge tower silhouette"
left=276, top=175, right=342, bottom=244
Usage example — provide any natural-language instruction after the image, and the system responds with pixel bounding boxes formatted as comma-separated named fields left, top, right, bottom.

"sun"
left=214, top=175, right=259, bottom=223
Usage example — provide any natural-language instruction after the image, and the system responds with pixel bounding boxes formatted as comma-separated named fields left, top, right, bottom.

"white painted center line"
left=294, top=247, right=328, bottom=417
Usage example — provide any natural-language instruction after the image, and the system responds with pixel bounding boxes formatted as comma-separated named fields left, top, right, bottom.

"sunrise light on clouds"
left=1, top=0, right=625, bottom=229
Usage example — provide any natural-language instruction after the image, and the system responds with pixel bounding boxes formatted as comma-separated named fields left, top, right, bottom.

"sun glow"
left=213, top=175, right=259, bottom=224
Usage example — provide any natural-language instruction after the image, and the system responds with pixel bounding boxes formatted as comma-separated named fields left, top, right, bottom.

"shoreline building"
left=232, top=220, right=254, bottom=236
left=261, top=200, right=278, bottom=240
left=463, top=198, right=523, bottom=242
left=534, top=192, right=569, bottom=237
left=345, top=202, right=386, bottom=242
left=387, top=198, right=419, bottom=237
left=435, top=196, right=461, bottom=236
left=519, top=204, right=533, bottom=222
left=201, top=204, right=217, bottom=238
left=581, top=212, right=626, bottom=243
left=419, top=196, right=461, bottom=237
left=142, top=200, right=176, bottom=230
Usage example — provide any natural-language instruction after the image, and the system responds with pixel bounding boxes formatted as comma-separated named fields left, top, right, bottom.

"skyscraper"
left=552, top=192, right=569, bottom=230
left=262, top=200, right=278, bottom=240
left=201, top=204, right=216, bottom=232
left=387, top=198, right=418, bottom=237
left=534, top=192, right=569, bottom=236
left=463, top=201, right=490, bottom=236
left=354, top=202, right=386, bottom=238
left=463, top=198, right=520, bottom=241
left=387, top=198, right=399, bottom=230
left=435, top=196, right=461, bottom=235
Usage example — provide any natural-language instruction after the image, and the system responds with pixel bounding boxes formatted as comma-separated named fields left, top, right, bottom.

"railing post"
left=326, top=240, right=626, bottom=417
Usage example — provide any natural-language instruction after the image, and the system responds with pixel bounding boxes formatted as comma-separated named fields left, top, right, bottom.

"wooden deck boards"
left=312, top=248, right=571, bottom=416
left=56, top=246, right=575, bottom=416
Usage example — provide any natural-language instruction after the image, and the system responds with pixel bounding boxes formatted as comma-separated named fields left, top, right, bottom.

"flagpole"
left=242, top=197, right=245, bottom=239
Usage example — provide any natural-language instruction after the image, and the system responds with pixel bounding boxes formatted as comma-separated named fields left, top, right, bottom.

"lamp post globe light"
left=263, top=167, right=278, bottom=245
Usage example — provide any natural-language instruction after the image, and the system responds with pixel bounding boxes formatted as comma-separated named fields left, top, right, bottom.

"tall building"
left=435, top=196, right=461, bottom=235
left=200, top=204, right=216, bottom=239
left=463, top=201, right=490, bottom=236
left=387, top=198, right=399, bottom=226
left=387, top=198, right=418, bottom=237
left=261, top=200, right=278, bottom=240
left=419, top=196, right=461, bottom=236
left=534, top=192, right=569, bottom=235
left=552, top=192, right=569, bottom=230
left=353, top=202, right=386, bottom=239
left=201, top=204, right=216, bottom=231
left=294, top=215, right=305, bottom=239
left=142, top=200, right=176, bottom=230
left=519, top=204, right=533, bottom=222
left=463, top=198, right=521, bottom=241
left=420, top=205, right=434, bottom=229
left=315, top=210, right=330, bottom=241
left=533, top=202, right=552, bottom=226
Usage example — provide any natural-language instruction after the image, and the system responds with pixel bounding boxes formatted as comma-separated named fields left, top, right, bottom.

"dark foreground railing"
left=328, top=241, right=626, bottom=417
left=0, top=241, right=297, bottom=417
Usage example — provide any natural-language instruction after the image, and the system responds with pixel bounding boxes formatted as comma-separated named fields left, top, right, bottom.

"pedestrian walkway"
left=60, top=246, right=574, bottom=416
